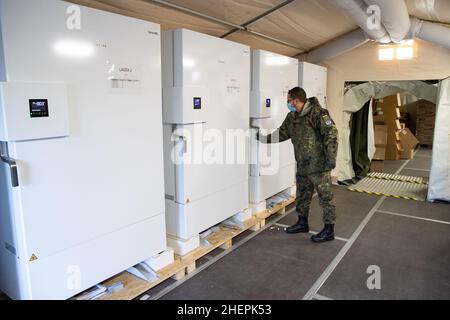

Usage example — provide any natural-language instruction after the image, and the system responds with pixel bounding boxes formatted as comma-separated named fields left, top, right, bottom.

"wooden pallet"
left=254, top=195, right=295, bottom=228
left=89, top=216, right=260, bottom=300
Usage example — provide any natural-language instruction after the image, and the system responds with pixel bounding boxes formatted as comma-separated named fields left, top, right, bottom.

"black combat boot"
left=311, top=224, right=335, bottom=243
left=286, top=216, right=309, bottom=234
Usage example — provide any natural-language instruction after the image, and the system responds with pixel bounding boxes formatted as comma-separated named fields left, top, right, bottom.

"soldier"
left=257, top=87, right=338, bottom=243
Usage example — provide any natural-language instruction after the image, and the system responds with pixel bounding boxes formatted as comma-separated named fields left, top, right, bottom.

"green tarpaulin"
left=350, top=101, right=371, bottom=178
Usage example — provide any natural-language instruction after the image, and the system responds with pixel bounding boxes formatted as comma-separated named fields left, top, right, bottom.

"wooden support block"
left=277, top=207, right=286, bottom=215
left=220, top=240, right=233, bottom=250
left=260, top=219, right=266, bottom=228
left=171, top=269, right=186, bottom=281
left=186, top=262, right=196, bottom=275
left=250, top=221, right=261, bottom=231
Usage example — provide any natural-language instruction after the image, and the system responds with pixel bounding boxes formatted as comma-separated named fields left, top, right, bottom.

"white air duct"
left=364, top=0, right=411, bottom=43
left=331, top=0, right=411, bottom=43
left=329, top=0, right=391, bottom=43
left=406, top=0, right=450, bottom=24
left=303, top=28, right=369, bottom=63
left=408, top=17, right=450, bottom=49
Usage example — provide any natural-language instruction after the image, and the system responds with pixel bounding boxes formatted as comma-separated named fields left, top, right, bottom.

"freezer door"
left=0, top=0, right=166, bottom=299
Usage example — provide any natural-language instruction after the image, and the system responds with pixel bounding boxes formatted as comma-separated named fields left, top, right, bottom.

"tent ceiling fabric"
left=248, top=0, right=356, bottom=51
left=159, top=0, right=282, bottom=26
left=68, top=0, right=357, bottom=56
left=68, top=0, right=231, bottom=36
left=67, top=0, right=449, bottom=57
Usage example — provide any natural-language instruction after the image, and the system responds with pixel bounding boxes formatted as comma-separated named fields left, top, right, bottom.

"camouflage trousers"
left=296, top=171, right=336, bottom=224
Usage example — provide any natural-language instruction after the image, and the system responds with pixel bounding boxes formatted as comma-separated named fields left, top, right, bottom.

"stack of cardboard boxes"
left=372, top=113, right=388, bottom=172
left=371, top=94, right=419, bottom=171
left=416, top=100, right=435, bottom=146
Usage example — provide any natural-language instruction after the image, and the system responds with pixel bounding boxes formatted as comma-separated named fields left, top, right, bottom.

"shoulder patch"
left=322, top=114, right=334, bottom=126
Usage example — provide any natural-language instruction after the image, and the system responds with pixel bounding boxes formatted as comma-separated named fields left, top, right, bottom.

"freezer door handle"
left=181, top=136, right=187, bottom=154
left=0, top=155, right=19, bottom=187
left=0, top=142, right=19, bottom=187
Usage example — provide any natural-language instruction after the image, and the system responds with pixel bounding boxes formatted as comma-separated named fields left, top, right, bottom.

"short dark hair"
left=288, top=87, right=307, bottom=103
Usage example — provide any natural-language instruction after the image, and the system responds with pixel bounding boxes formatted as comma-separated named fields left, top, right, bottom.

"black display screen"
left=29, top=99, right=49, bottom=118
left=266, top=98, right=271, bottom=108
left=193, top=97, right=202, bottom=110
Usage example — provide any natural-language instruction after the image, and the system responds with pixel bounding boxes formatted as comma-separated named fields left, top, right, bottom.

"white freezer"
left=249, top=50, right=298, bottom=206
left=162, top=29, right=250, bottom=243
left=298, top=61, right=328, bottom=107
left=0, top=0, right=167, bottom=299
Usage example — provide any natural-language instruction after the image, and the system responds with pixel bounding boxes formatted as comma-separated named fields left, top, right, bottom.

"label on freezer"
left=107, top=62, right=142, bottom=93
left=226, top=77, right=241, bottom=94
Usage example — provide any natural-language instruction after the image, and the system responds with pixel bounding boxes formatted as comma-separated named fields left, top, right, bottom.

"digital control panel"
left=193, top=97, right=202, bottom=110
left=29, top=99, right=49, bottom=118
left=265, top=98, right=271, bottom=108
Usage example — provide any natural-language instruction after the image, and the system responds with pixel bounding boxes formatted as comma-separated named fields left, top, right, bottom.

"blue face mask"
left=287, top=102, right=296, bottom=112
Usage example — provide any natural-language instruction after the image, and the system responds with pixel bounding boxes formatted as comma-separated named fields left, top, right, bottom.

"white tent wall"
left=367, top=99, right=375, bottom=161
left=428, top=77, right=450, bottom=202
left=320, top=39, right=450, bottom=180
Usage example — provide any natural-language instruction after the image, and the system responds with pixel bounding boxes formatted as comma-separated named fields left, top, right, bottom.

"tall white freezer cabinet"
left=0, top=0, right=168, bottom=299
left=249, top=50, right=298, bottom=212
left=298, top=62, right=328, bottom=107
left=162, top=29, right=250, bottom=254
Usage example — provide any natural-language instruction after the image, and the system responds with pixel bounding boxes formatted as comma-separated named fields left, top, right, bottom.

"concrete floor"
left=150, top=148, right=450, bottom=300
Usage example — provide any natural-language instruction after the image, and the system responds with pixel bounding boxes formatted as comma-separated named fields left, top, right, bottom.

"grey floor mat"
left=404, top=156, right=432, bottom=170
left=161, top=227, right=344, bottom=300
left=399, top=168, right=430, bottom=179
left=415, top=148, right=433, bottom=158
left=383, top=160, right=407, bottom=174
left=318, top=212, right=450, bottom=300
left=279, top=186, right=379, bottom=239
left=379, top=197, right=450, bottom=222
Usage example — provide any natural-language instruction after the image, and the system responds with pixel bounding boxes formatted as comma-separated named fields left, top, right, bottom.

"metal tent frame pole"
left=146, top=0, right=305, bottom=51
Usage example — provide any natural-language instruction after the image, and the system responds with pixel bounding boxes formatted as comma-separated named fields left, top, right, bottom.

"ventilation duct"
left=331, top=0, right=411, bottom=43
left=364, top=0, right=411, bottom=43
left=302, top=28, right=369, bottom=63
left=408, top=17, right=450, bottom=49
left=406, top=0, right=450, bottom=24
left=329, top=0, right=391, bottom=43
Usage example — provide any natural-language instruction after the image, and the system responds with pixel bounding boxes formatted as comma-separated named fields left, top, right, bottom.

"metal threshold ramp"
left=367, top=172, right=428, bottom=185
left=348, top=174, right=428, bottom=201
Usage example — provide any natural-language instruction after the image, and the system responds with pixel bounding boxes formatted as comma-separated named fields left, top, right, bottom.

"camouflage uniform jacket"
left=262, top=97, right=338, bottom=176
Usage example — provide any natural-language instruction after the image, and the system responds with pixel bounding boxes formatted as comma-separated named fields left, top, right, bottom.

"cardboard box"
left=385, top=144, right=401, bottom=160
left=401, top=149, right=414, bottom=160
left=370, top=160, right=384, bottom=172
left=399, top=128, right=419, bottom=160
left=373, top=147, right=386, bottom=160
left=373, top=114, right=385, bottom=125
left=374, top=125, right=388, bottom=146
left=378, top=95, right=403, bottom=160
